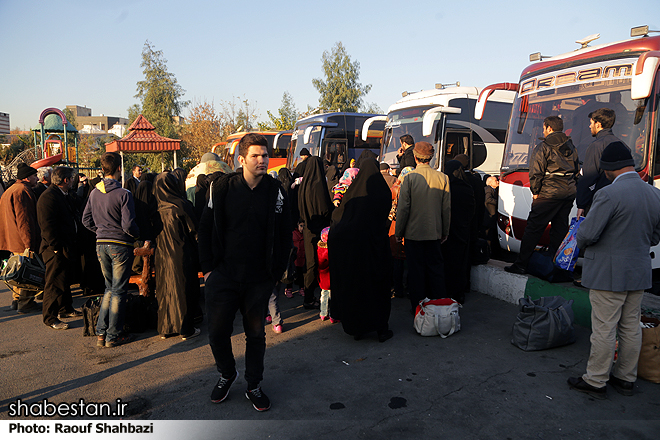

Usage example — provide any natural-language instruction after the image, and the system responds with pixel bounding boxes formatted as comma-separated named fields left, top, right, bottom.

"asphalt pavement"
left=1, top=274, right=659, bottom=439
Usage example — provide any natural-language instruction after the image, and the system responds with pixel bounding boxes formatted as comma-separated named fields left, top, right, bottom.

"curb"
left=471, top=260, right=660, bottom=328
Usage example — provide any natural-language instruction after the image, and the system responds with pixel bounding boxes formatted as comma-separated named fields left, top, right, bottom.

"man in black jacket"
left=199, top=133, right=291, bottom=412
left=396, top=134, right=416, bottom=175
left=576, top=108, right=622, bottom=218
left=506, top=116, right=579, bottom=274
left=37, top=166, right=81, bottom=330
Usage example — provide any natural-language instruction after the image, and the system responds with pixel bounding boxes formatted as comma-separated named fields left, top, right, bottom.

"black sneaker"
left=211, top=371, right=238, bottom=403
left=245, top=386, right=271, bottom=412
left=504, top=264, right=527, bottom=275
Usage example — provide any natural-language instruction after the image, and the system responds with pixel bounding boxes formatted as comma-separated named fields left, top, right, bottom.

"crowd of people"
left=1, top=104, right=658, bottom=408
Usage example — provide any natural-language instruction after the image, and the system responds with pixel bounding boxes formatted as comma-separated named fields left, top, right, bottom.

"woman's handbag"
left=511, top=296, right=576, bottom=351
left=414, top=298, right=461, bottom=337
left=280, top=246, right=298, bottom=284
left=0, top=250, right=46, bottom=289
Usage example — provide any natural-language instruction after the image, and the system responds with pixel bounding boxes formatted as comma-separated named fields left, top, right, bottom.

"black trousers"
left=405, top=239, right=446, bottom=310
left=301, top=226, right=320, bottom=303
left=42, top=248, right=74, bottom=326
left=205, top=270, right=273, bottom=386
left=516, top=196, right=574, bottom=267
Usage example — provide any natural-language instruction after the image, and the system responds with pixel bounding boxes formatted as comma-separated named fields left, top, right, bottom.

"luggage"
left=414, top=298, right=461, bottom=337
left=638, top=317, right=660, bottom=383
left=81, top=294, right=157, bottom=336
left=511, top=296, right=576, bottom=351
left=527, top=249, right=574, bottom=283
left=82, top=297, right=101, bottom=336
left=0, top=251, right=46, bottom=290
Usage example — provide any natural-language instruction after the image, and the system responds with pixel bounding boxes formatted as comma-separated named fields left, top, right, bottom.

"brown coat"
left=0, top=181, right=40, bottom=253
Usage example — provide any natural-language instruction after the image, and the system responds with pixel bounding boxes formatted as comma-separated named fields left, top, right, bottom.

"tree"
left=62, top=107, right=78, bottom=130
left=180, top=100, right=224, bottom=162
left=312, top=42, right=372, bottom=113
left=258, top=91, right=298, bottom=131
left=220, top=96, right=258, bottom=137
left=129, top=40, right=189, bottom=172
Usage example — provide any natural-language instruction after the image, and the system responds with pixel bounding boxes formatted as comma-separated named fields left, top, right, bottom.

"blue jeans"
left=96, top=244, right=133, bottom=342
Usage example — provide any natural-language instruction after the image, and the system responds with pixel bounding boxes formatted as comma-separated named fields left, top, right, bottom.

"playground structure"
left=1, top=108, right=79, bottom=183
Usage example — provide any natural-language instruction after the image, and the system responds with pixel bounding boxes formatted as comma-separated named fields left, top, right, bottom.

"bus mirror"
left=361, top=116, right=387, bottom=141
left=631, top=51, right=660, bottom=100
left=303, top=126, right=314, bottom=144
left=475, top=83, right=519, bottom=120
left=422, top=106, right=461, bottom=137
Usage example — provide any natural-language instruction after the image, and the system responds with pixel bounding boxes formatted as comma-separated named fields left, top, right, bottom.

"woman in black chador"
left=328, top=158, right=393, bottom=342
left=441, top=160, right=475, bottom=304
left=152, top=172, right=202, bottom=339
left=298, top=156, right=334, bottom=308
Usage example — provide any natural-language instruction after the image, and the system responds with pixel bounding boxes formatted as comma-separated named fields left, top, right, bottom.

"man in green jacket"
left=395, top=142, right=451, bottom=311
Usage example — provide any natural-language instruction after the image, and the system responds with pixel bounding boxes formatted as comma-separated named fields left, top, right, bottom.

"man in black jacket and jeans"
left=506, top=116, right=579, bottom=274
left=199, top=133, right=291, bottom=412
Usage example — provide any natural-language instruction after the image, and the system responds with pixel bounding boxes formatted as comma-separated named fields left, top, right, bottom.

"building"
left=0, top=112, right=9, bottom=134
left=66, top=105, right=128, bottom=134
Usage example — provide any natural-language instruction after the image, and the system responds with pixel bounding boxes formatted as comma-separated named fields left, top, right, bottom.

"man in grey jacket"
left=568, top=141, right=660, bottom=398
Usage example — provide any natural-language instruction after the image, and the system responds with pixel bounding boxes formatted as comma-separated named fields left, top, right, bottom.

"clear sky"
left=1, top=0, right=658, bottom=131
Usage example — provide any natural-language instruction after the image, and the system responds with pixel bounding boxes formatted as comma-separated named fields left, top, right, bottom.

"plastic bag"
left=553, top=217, right=584, bottom=271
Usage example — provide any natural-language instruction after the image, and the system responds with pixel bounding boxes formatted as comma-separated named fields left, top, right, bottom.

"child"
left=317, top=227, right=337, bottom=323
left=331, top=168, right=359, bottom=207
left=285, top=219, right=306, bottom=298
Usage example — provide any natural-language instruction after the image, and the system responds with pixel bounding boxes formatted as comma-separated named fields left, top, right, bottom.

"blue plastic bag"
left=553, top=217, right=584, bottom=271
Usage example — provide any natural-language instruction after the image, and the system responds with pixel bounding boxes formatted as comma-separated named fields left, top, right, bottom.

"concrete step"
left=471, top=259, right=660, bottom=327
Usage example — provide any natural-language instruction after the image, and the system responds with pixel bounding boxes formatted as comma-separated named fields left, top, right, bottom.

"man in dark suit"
left=37, top=166, right=81, bottom=330
left=568, top=142, right=660, bottom=398
left=124, top=165, right=142, bottom=194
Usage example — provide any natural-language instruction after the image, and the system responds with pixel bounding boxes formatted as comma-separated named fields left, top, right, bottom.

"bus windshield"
left=381, top=106, right=438, bottom=165
left=502, top=77, right=650, bottom=174
left=290, top=125, right=322, bottom=169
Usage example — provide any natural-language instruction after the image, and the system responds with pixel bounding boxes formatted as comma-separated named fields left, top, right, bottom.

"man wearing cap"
left=379, top=163, right=397, bottom=188
left=505, top=116, right=579, bottom=274
left=0, top=163, right=41, bottom=313
left=293, top=148, right=311, bottom=178
left=395, top=142, right=451, bottom=311
left=568, top=141, right=660, bottom=399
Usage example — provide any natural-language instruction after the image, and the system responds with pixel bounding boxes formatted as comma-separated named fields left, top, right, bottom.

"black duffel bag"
left=0, top=251, right=46, bottom=290
left=511, top=295, right=576, bottom=351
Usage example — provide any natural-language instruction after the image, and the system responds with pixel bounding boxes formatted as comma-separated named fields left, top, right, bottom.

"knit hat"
left=413, top=142, right=434, bottom=160
left=379, top=162, right=390, bottom=171
left=201, top=152, right=219, bottom=163
left=17, top=163, right=37, bottom=180
left=599, top=141, right=635, bottom=171
left=300, top=148, right=311, bottom=157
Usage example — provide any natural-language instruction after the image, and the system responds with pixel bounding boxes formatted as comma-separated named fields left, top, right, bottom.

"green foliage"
left=312, top=42, right=372, bottom=113
left=128, top=41, right=189, bottom=173
left=258, top=91, right=298, bottom=131
left=62, top=107, right=78, bottom=130
left=134, top=40, right=189, bottom=139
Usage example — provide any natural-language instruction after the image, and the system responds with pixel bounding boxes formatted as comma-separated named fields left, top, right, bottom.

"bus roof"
left=388, top=86, right=513, bottom=113
left=294, top=111, right=385, bottom=126
left=520, top=34, right=660, bottom=80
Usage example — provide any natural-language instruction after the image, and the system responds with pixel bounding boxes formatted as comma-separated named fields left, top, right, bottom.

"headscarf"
left=172, top=167, right=188, bottom=197
left=444, top=160, right=471, bottom=184
left=397, top=166, right=414, bottom=183
left=355, top=149, right=378, bottom=169
left=338, top=168, right=359, bottom=187
left=298, top=156, right=333, bottom=232
left=153, top=172, right=196, bottom=224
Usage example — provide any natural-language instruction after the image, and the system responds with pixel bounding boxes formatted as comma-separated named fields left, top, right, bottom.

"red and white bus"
left=476, top=26, right=660, bottom=266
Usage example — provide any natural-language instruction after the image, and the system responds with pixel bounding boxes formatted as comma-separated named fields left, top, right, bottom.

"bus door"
left=321, top=138, right=348, bottom=169
left=442, top=129, right=473, bottom=172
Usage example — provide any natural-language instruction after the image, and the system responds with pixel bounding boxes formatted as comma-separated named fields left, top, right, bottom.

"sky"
left=1, top=0, right=658, bottom=131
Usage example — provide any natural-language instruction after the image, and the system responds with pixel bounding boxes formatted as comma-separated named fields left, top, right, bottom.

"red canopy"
left=105, top=114, right=180, bottom=153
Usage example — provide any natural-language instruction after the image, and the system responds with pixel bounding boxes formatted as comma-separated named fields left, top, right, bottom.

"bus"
left=287, top=112, right=385, bottom=171
left=475, top=26, right=660, bottom=264
left=365, top=85, right=515, bottom=176
left=219, top=130, right=292, bottom=173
